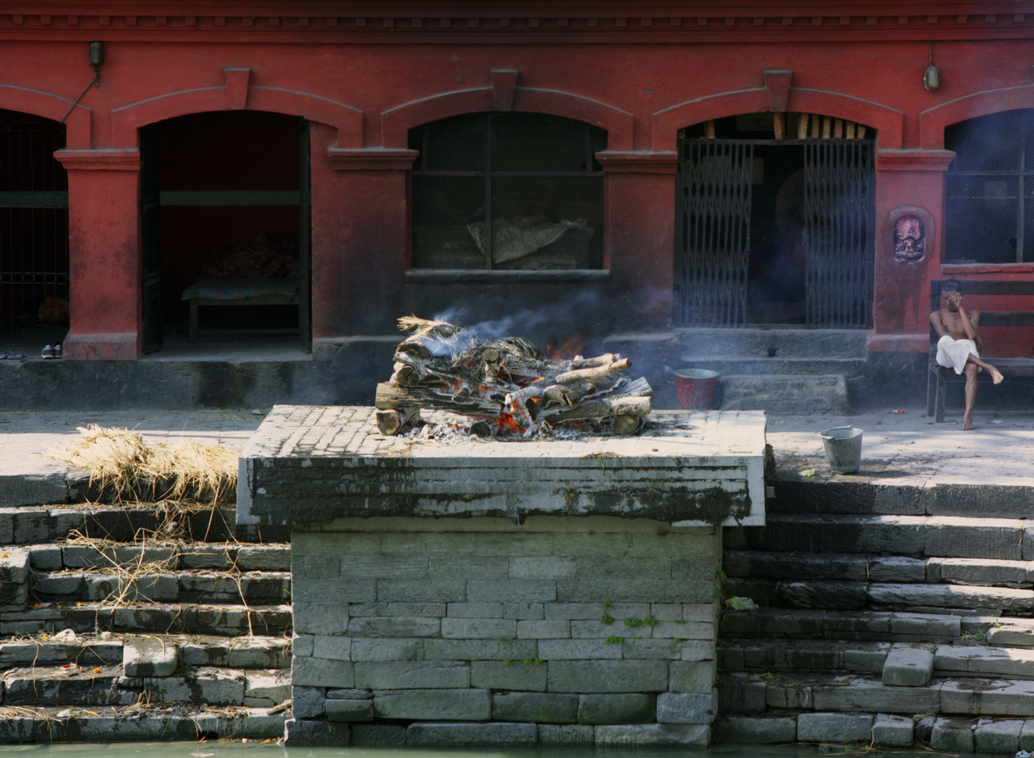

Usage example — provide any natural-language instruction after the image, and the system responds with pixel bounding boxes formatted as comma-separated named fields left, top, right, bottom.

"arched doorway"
left=675, top=113, right=876, bottom=328
left=0, top=110, right=69, bottom=352
left=139, top=110, right=310, bottom=353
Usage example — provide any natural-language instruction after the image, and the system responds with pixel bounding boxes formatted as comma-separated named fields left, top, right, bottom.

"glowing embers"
left=375, top=317, right=652, bottom=438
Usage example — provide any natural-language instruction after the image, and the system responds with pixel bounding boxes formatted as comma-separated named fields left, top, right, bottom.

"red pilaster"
left=869, top=148, right=956, bottom=353
left=309, top=125, right=418, bottom=356
left=53, top=149, right=142, bottom=361
left=597, top=151, right=679, bottom=333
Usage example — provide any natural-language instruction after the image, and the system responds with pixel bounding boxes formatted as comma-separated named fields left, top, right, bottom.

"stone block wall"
left=288, top=516, right=720, bottom=747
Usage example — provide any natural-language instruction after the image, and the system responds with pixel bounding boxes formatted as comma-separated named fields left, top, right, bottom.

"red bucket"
left=674, top=369, right=720, bottom=410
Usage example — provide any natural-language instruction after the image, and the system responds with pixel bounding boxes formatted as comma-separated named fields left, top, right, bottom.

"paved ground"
left=1, top=403, right=1031, bottom=490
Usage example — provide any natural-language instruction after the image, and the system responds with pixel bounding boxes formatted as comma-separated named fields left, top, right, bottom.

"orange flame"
left=546, top=335, right=583, bottom=361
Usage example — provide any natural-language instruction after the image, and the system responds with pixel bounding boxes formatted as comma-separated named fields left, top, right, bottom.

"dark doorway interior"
left=0, top=110, right=68, bottom=352
left=141, top=111, right=310, bottom=353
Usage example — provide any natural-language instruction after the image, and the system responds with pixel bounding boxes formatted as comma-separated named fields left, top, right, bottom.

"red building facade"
left=2, top=1, right=1033, bottom=389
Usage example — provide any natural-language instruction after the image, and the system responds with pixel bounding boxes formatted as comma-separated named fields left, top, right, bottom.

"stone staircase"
left=675, top=328, right=868, bottom=413
left=715, top=476, right=1034, bottom=753
left=0, top=502, right=292, bottom=743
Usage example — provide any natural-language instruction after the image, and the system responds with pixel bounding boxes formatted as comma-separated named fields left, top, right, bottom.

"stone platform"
left=237, top=406, right=767, bottom=747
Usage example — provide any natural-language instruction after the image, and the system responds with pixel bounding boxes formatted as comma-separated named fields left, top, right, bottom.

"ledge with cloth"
left=181, top=276, right=299, bottom=342
left=927, top=278, right=1034, bottom=422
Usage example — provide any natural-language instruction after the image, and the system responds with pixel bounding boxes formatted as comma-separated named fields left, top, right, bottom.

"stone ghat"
left=238, top=405, right=768, bottom=747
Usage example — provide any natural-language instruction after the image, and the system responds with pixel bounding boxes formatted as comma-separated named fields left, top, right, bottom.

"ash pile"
left=375, top=317, right=653, bottom=438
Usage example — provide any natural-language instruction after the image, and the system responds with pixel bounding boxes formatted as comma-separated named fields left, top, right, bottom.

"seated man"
left=930, top=280, right=1004, bottom=430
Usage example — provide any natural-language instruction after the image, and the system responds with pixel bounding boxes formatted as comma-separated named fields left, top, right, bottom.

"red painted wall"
left=7, top=4, right=1034, bottom=358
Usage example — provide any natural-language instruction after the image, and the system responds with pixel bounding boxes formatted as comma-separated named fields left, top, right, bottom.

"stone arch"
left=111, top=84, right=363, bottom=149
left=380, top=86, right=634, bottom=151
left=920, top=85, right=1034, bottom=149
left=651, top=87, right=904, bottom=151
left=0, top=84, right=90, bottom=148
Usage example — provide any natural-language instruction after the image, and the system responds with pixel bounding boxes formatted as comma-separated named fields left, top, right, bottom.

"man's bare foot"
left=962, top=415, right=975, bottom=431
left=990, top=368, right=1005, bottom=384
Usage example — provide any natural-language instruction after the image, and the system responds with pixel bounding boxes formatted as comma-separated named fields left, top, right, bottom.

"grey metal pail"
left=819, top=426, right=863, bottom=474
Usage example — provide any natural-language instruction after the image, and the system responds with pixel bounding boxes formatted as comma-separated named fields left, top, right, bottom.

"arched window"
left=409, top=113, right=607, bottom=270
left=945, top=110, right=1034, bottom=264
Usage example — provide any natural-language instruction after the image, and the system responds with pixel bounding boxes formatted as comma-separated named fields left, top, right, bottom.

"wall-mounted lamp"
left=60, top=41, right=105, bottom=123
left=924, top=43, right=940, bottom=91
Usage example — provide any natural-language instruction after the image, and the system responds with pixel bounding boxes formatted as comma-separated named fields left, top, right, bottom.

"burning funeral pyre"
left=375, top=317, right=653, bottom=438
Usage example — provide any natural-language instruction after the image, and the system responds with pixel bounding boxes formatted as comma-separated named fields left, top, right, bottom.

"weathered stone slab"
left=936, top=644, right=1034, bottom=679
left=441, top=618, right=516, bottom=639
left=624, top=639, right=680, bottom=660
left=136, top=667, right=245, bottom=705
left=447, top=602, right=502, bottom=618
left=493, top=693, right=578, bottom=723
left=577, top=694, right=654, bottom=724
left=284, top=718, right=350, bottom=747
left=376, top=579, right=467, bottom=603
left=548, top=660, right=668, bottom=693
left=871, top=713, right=914, bottom=747
left=350, top=602, right=447, bottom=617
left=351, top=724, right=407, bottom=746
left=503, top=602, right=543, bottom=619
left=882, top=646, right=934, bottom=686
left=408, top=722, right=537, bottom=746
left=312, top=635, right=351, bottom=661
left=871, top=583, right=1034, bottom=614
left=348, top=617, right=440, bottom=638
left=245, top=671, right=290, bottom=707
left=292, top=686, right=325, bottom=718
left=326, top=699, right=374, bottom=722
left=373, top=689, right=492, bottom=721
left=594, top=724, right=709, bottom=746
left=930, top=716, right=975, bottom=753
left=987, top=623, right=1034, bottom=648
left=975, top=717, right=1022, bottom=755
left=926, top=518, right=1023, bottom=560
left=471, top=661, right=547, bottom=692
left=941, top=679, right=1034, bottom=716
left=123, top=636, right=178, bottom=678
left=713, top=716, right=797, bottom=744
left=812, top=678, right=939, bottom=713
left=517, top=620, right=570, bottom=639
left=930, top=557, right=1031, bottom=587
left=797, top=712, right=873, bottom=743
left=669, top=661, right=716, bottom=693
left=292, top=657, right=354, bottom=688
left=656, top=691, right=716, bottom=724
left=293, top=603, right=350, bottom=635
left=351, top=637, right=423, bottom=662
left=424, top=639, right=536, bottom=661
left=766, top=682, right=812, bottom=709
left=354, top=661, right=468, bottom=689
left=537, top=638, right=622, bottom=660
left=538, top=724, right=594, bottom=745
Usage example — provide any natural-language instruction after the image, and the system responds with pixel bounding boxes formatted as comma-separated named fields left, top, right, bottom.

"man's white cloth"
left=936, top=335, right=981, bottom=374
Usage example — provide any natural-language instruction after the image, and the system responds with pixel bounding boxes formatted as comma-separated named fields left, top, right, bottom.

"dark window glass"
left=409, top=113, right=606, bottom=270
left=945, top=110, right=1034, bottom=264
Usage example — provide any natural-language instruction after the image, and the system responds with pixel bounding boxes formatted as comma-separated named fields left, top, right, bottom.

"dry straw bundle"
left=51, top=425, right=237, bottom=504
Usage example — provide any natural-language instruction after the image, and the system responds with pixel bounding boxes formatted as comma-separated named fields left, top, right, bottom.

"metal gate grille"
left=0, top=110, right=68, bottom=348
left=802, top=141, right=875, bottom=328
left=675, top=140, right=753, bottom=325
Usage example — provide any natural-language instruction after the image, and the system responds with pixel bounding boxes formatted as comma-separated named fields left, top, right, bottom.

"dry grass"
left=50, top=425, right=237, bottom=505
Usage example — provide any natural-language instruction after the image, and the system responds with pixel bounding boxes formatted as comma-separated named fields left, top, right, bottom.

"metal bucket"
left=674, top=369, right=720, bottom=410
left=820, top=426, right=863, bottom=474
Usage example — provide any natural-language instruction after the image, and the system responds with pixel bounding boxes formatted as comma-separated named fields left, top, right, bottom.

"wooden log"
left=376, top=407, right=421, bottom=436
left=540, top=395, right=651, bottom=424
left=555, top=357, right=631, bottom=385
left=569, top=353, right=622, bottom=370
left=613, top=414, right=645, bottom=436
left=376, top=382, right=502, bottom=417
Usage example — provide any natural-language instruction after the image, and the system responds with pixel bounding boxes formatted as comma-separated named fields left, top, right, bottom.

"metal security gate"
left=0, top=110, right=69, bottom=348
left=802, top=142, right=875, bottom=328
left=675, top=141, right=753, bottom=325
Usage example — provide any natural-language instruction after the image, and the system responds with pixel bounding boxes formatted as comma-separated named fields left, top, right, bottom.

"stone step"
left=31, top=570, right=291, bottom=605
left=719, top=670, right=1034, bottom=719
left=677, top=357, right=863, bottom=377
left=675, top=327, right=869, bottom=361
left=0, top=705, right=286, bottom=743
left=719, top=607, right=1000, bottom=645
left=726, top=514, right=1034, bottom=561
left=0, top=633, right=290, bottom=669
left=719, top=638, right=892, bottom=676
left=718, top=375, right=849, bottom=414
left=768, top=479, right=1034, bottom=520
left=726, top=551, right=1034, bottom=589
left=0, top=506, right=291, bottom=546
left=1, top=665, right=288, bottom=707
left=726, top=578, right=1033, bottom=615
left=24, top=542, right=290, bottom=573
left=0, top=603, right=292, bottom=637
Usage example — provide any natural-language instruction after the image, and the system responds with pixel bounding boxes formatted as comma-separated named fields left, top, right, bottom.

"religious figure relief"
left=894, top=215, right=925, bottom=262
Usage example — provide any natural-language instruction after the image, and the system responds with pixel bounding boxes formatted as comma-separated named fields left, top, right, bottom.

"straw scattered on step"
left=49, top=424, right=237, bottom=504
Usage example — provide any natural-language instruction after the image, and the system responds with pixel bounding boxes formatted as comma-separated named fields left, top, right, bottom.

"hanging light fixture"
left=924, top=42, right=941, bottom=91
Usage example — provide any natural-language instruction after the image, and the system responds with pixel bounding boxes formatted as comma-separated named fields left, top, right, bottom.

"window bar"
left=484, top=116, right=493, bottom=270
left=1019, top=113, right=1027, bottom=264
